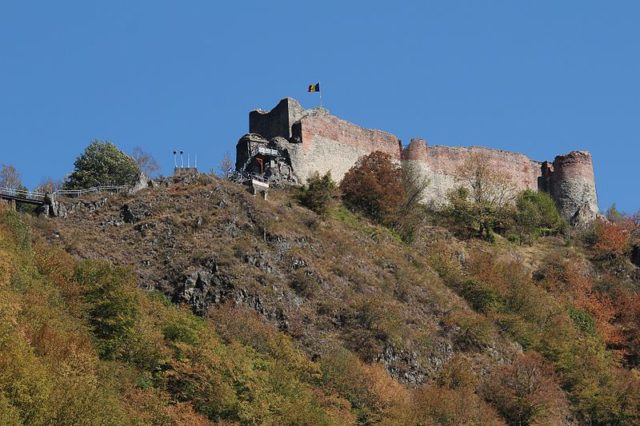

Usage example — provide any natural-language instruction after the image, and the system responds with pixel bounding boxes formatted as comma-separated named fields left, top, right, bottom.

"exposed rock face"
left=120, top=204, right=137, bottom=223
left=632, top=245, right=640, bottom=268
left=235, top=133, right=297, bottom=185
left=236, top=98, right=599, bottom=223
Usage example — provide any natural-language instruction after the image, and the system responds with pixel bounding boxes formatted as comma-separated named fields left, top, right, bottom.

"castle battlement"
left=236, top=98, right=598, bottom=224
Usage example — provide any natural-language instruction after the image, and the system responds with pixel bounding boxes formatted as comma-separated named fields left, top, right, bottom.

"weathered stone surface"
left=249, top=97, right=305, bottom=140
left=289, top=109, right=401, bottom=183
left=632, top=245, right=640, bottom=268
left=402, top=138, right=541, bottom=206
left=120, top=204, right=137, bottom=223
left=548, top=151, right=598, bottom=223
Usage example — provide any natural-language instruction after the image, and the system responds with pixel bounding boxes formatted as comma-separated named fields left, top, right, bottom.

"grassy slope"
left=0, top=175, right=636, bottom=424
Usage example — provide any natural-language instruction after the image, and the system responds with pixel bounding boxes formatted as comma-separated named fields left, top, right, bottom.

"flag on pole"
left=308, top=83, right=320, bottom=92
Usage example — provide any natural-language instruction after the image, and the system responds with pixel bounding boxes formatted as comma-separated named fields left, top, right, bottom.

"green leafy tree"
left=299, top=172, right=339, bottom=216
left=515, top=190, right=565, bottom=242
left=64, top=141, right=140, bottom=189
left=74, top=260, right=140, bottom=359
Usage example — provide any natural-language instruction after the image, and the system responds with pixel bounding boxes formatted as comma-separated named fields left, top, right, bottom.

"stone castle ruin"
left=235, top=98, right=599, bottom=224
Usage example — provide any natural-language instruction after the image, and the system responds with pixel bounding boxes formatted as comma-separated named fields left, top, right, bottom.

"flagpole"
left=319, top=81, right=323, bottom=108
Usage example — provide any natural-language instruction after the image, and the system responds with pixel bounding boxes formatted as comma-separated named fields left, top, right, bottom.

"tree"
left=445, top=153, right=518, bottom=239
left=64, top=141, right=141, bottom=189
left=592, top=219, right=633, bottom=259
left=218, top=152, right=234, bottom=178
left=299, top=172, right=339, bottom=216
left=340, top=151, right=405, bottom=227
left=0, top=164, right=24, bottom=190
left=395, top=161, right=430, bottom=241
left=515, top=190, right=565, bottom=242
left=34, top=178, right=62, bottom=194
left=131, top=147, right=160, bottom=177
left=455, top=152, right=516, bottom=207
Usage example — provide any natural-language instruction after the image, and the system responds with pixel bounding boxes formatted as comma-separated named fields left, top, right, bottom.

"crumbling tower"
left=546, top=151, right=598, bottom=225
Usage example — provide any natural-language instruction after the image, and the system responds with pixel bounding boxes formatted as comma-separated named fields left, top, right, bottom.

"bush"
left=64, top=140, right=141, bottom=189
left=482, top=353, right=568, bottom=425
left=459, top=279, right=504, bottom=314
left=515, top=190, right=565, bottom=242
left=74, top=260, right=140, bottom=359
left=591, top=219, right=633, bottom=260
left=340, top=151, right=404, bottom=227
left=443, top=186, right=515, bottom=240
left=299, top=172, right=338, bottom=216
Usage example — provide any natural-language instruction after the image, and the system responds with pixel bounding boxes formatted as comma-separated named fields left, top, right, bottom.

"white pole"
left=188, top=153, right=190, bottom=168
left=195, top=154, right=198, bottom=169
left=319, top=81, right=323, bottom=108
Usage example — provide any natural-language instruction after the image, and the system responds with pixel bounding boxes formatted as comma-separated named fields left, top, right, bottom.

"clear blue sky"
left=1, top=1, right=638, bottom=213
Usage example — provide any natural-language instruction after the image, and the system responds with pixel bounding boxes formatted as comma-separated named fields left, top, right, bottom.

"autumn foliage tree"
left=591, top=218, right=634, bottom=260
left=340, top=151, right=404, bottom=227
left=482, top=353, right=568, bottom=425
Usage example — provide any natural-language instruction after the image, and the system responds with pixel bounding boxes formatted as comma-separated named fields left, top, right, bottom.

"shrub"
left=74, top=260, right=140, bottom=359
left=482, top=353, right=568, bottom=425
left=64, top=140, right=141, bottom=189
left=591, top=219, right=633, bottom=259
left=340, top=151, right=404, bottom=227
left=299, top=172, right=338, bottom=216
left=459, top=279, right=504, bottom=314
left=411, top=386, right=504, bottom=425
left=446, top=310, right=495, bottom=351
left=444, top=186, right=515, bottom=241
left=515, top=189, right=565, bottom=242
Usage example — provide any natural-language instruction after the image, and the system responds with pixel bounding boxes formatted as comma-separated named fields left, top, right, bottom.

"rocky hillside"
left=9, top=174, right=640, bottom=424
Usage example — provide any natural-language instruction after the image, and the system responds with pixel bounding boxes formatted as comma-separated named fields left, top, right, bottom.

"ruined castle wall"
left=249, top=98, right=305, bottom=140
left=238, top=97, right=599, bottom=224
left=549, top=151, right=598, bottom=222
left=287, top=111, right=402, bottom=183
left=401, top=139, right=542, bottom=205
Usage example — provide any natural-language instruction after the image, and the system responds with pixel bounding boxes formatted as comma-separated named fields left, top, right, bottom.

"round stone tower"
left=401, top=138, right=429, bottom=161
left=550, top=151, right=598, bottom=225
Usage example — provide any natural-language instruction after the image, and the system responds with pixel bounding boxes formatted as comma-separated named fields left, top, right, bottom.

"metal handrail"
left=53, top=185, right=127, bottom=197
left=0, top=185, right=129, bottom=203
left=0, top=187, right=46, bottom=201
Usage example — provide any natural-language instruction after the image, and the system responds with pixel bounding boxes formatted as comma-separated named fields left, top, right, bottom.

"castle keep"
left=235, top=98, right=599, bottom=224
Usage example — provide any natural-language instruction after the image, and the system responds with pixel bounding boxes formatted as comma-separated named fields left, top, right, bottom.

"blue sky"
left=0, top=1, right=638, bottom=213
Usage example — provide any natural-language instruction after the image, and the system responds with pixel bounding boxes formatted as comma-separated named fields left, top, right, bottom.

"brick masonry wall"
left=549, top=151, right=598, bottom=221
left=287, top=111, right=402, bottom=183
left=239, top=98, right=599, bottom=221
